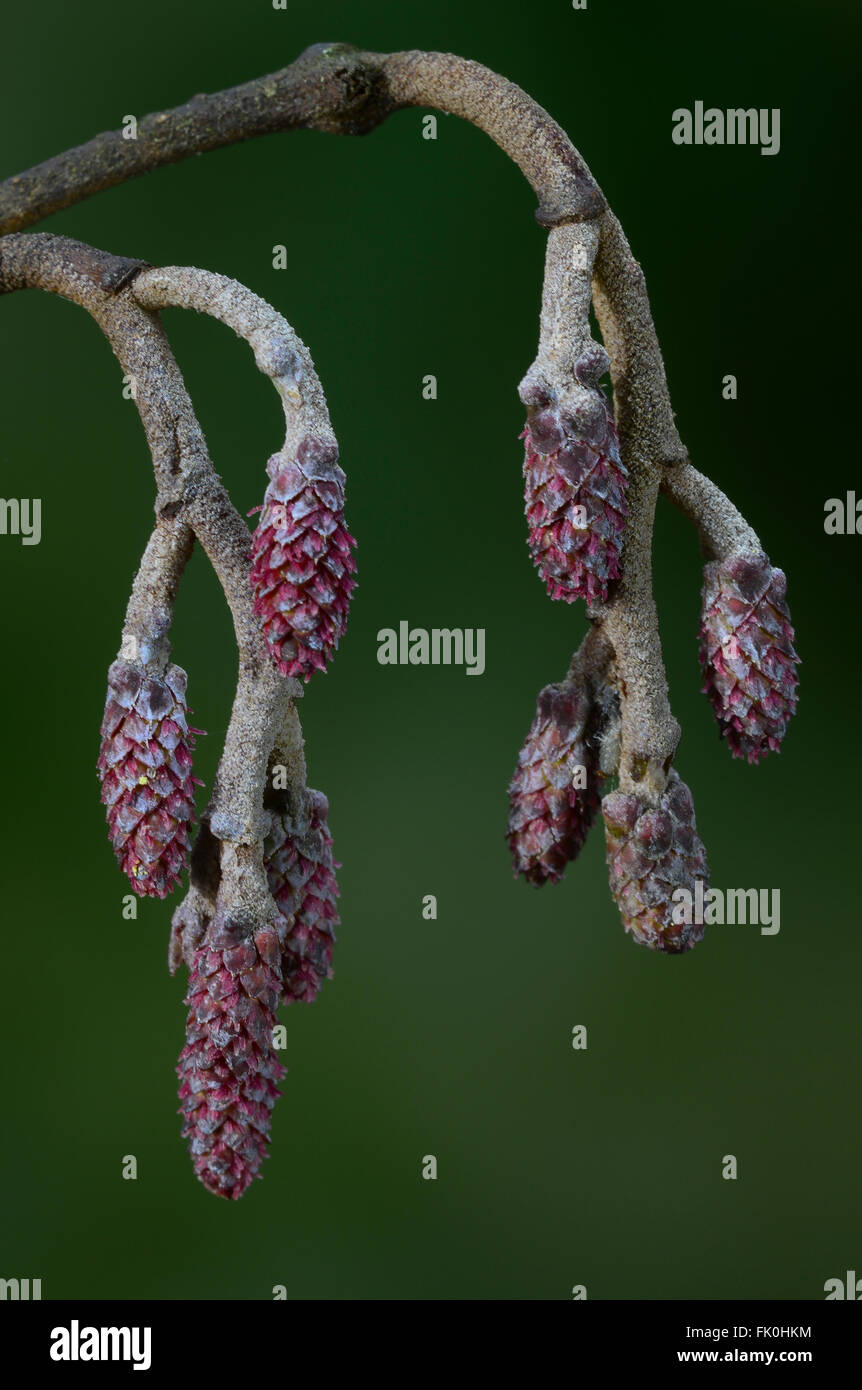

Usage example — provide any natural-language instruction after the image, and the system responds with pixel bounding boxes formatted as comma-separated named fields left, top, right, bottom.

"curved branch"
left=0, top=44, right=673, bottom=472
left=120, top=518, right=194, bottom=670
left=130, top=264, right=331, bottom=812
left=131, top=265, right=335, bottom=459
left=519, top=220, right=603, bottom=409
left=381, top=50, right=605, bottom=224
left=661, top=462, right=760, bottom=561
left=593, top=468, right=680, bottom=795
left=0, top=44, right=603, bottom=236
left=0, top=49, right=764, bottom=812
left=586, top=213, right=690, bottom=794
left=515, top=218, right=683, bottom=795
left=592, top=212, right=687, bottom=470
left=0, top=44, right=393, bottom=234
left=0, top=231, right=306, bottom=929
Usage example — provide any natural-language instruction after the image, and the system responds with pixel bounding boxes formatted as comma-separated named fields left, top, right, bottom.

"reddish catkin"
left=97, top=660, right=199, bottom=899
left=250, top=438, right=357, bottom=682
left=698, top=551, right=799, bottom=763
left=522, top=384, right=628, bottom=607
left=507, top=681, right=601, bottom=885
left=177, top=915, right=286, bottom=1200
left=264, top=789, right=340, bottom=1004
left=602, top=770, right=709, bottom=954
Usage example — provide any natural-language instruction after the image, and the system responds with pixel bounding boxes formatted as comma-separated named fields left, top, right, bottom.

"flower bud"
left=698, top=551, right=799, bottom=763
left=603, top=770, right=709, bottom=953
left=264, top=789, right=340, bottom=1003
left=522, top=390, right=628, bottom=607
left=250, top=444, right=357, bottom=681
left=97, top=660, right=200, bottom=898
left=507, top=681, right=600, bottom=885
left=177, top=923, right=286, bottom=1200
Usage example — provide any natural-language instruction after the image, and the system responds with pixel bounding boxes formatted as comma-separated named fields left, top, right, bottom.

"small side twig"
left=662, top=463, right=761, bottom=561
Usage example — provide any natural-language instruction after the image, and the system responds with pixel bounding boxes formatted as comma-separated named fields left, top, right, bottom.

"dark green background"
left=1, top=0, right=858, bottom=1300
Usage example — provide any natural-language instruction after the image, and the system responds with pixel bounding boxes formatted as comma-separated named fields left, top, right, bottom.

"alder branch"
left=120, top=518, right=194, bottom=670
left=0, top=44, right=799, bottom=1189
left=0, top=231, right=307, bottom=944
left=662, top=463, right=761, bottom=560
left=0, top=44, right=605, bottom=235
left=131, top=264, right=336, bottom=463
left=0, top=43, right=736, bottom=806
left=0, top=46, right=679, bottom=459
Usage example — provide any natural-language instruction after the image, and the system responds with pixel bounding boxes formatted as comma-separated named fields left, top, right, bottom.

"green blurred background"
left=1, top=0, right=858, bottom=1300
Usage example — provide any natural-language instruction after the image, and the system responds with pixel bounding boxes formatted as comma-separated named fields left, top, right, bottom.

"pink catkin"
left=698, top=551, right=799, bottom=763
left=265, top=789, right=340, bottom=1004
left=177, top=921, right=286, bottom=1200
left=97, top=660, right=199, bottom=899
left=603, top=770, right=709, bottom=954
left=177, top=790, right=341, bottom=1198
left=250, top=439, right=356, bottom=682
left=507, top=682, right=600, bottom=885
left=522, top=391, right=628, bottom=607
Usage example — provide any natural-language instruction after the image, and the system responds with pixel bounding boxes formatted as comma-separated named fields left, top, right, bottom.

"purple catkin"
left=97, top=660, right=199, bottom=898
left=264, top=789, right=340, bottom=1003
left=175, top=789, right=339, bottom=1199
left=250, top=439, right=356, bottom=681
left=522, top=389, right=628, bottom=607
left=177, top=917, right=286, bottom=1200
left=602, top=770, right=709, bottom=954
left=507, top=681, right=600, bottom=885
left=698, top=551, right=799, bottom=763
